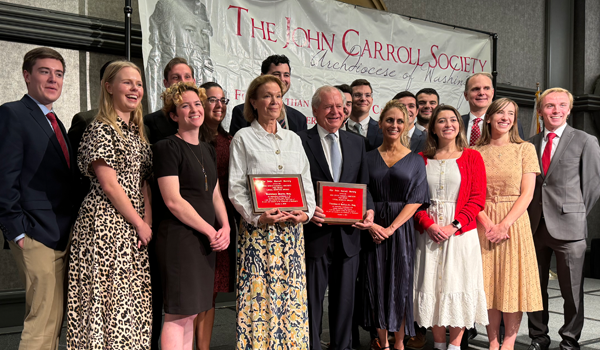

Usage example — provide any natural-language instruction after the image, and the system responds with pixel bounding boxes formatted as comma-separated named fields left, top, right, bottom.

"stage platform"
left=1, top=278, right=599, bottom=349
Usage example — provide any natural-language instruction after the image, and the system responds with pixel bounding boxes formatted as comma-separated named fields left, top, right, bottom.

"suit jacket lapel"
left=545, top=125, right=574, bottom=179
left=410, top=127, right=422, bottom=150
left=22, top=95, right=70, bottom=168
left=367, top=118, right=377, bottom=146
left=306, top=127, right=333, bottom=181
left=532, top=132, right=544, bottom=177
left=339, top=130, right=354, bottom=182
left=285, top=105, right=296, bottom=131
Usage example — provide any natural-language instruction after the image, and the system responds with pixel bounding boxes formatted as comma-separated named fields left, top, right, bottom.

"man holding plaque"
left=298, top=85, right=375, bottom=350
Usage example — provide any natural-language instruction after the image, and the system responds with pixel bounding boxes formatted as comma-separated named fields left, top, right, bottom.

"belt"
left=487, top=195, right=519, bottom=204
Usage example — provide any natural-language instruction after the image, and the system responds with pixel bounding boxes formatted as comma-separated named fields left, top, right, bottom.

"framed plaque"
left=248, top=174, right=308, bottom=214
left=317, top=181, right=367, bottom=224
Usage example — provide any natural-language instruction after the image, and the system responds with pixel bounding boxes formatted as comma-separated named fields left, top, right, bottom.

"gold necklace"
left=176, top=133, right=208, bottom=191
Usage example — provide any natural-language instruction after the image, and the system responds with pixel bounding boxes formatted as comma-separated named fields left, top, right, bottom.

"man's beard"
left=416, top=113, right=429, bottom=126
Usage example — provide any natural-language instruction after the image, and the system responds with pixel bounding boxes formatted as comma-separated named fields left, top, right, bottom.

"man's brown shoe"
left=405, top=332, right=427, bottom=350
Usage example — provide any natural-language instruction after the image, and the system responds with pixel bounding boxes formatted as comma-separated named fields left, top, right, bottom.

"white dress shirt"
left=466, top=112, right=485, bottom=142
left=228, top=119, right=316, bottom=226
left=316, top=124, right=343, bottom=179
left=346, top=116, right=370, bottom=137
left=541, top=122, right=568, bottom=161
left=407, top=123, right=416, bottom=140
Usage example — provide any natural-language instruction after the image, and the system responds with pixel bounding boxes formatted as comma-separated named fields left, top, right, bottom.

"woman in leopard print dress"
left=66, top=61, right=153, bottom=349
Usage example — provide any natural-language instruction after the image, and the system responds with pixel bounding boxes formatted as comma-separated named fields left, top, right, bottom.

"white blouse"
left=228, top=120, right=316, bottom=226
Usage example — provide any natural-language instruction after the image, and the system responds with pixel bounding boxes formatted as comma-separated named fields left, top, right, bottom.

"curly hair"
left=161, top=81, right=207, bottom=120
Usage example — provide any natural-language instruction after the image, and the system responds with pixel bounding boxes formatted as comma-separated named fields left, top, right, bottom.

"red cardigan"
left=414, top=148, right=486, bottom=235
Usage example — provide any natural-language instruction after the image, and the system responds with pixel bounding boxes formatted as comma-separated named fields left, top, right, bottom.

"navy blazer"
left=0, top=95, right=77, bottom=250
left=366, top=117, right=384, bottom=151
left=229, top=103, right=308, bottom=136
left=461, top=113, right=525, bottom=140
left=298, top=127, right=374, bottom=258
left=144, top=109, right=178, bottom=145
left=410, top=126, right=427, bottom=153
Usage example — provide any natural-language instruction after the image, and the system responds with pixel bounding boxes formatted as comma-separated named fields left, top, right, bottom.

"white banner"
left=138, top=0, right=492, bottom=129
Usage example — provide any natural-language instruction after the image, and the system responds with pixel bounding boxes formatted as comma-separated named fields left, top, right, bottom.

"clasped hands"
left=207, top=226, right=231, bottom=252
left=258, top=208, right=309, bottom=225
left=369, top=224, right=393, bottom=244
left=425, top=223, right=458, bottom=244
left=481, top=220, right=510, bottom=243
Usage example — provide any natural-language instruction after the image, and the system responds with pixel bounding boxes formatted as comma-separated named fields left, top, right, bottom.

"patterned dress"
left=229, top=121, right=315, bottom=350
left=474, top=142, right=543, bottom=312
left=67, top=118, right=153, bottom=349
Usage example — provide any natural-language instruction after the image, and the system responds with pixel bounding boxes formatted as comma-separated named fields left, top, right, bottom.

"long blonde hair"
left=379, top=100, right=410, bottom=148
left=96, top=61, right=147, bottom=143
left=476, top=98, right=524, bottom=146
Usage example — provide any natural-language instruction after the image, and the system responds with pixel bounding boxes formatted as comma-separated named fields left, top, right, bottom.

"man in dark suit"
left=144, top=57, right=196, bottom=144
left=415, top=87, right=439, bottom=131
left=0, top=47, right=76, bottom=350
left=298, top=86, right=375, bottom=350
left=334, top=84, right=352, bottom=131
left=462, top=72, right=525, bottom=145
left=68, top=60, right=114, bottom=208
left=527, top=88, right=600, bottom=350
left=229, top=54, right=307, bottom=136
left=346, top=79, right=383, bottom=151
left=394, top=91, right=426, bottom=153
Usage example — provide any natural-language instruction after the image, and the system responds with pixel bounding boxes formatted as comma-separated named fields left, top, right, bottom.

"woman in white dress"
left=413, top=105, right=488, bottom=350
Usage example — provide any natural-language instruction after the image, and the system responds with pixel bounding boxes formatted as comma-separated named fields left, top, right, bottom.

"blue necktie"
left=327, top=133, right=341, bottom=182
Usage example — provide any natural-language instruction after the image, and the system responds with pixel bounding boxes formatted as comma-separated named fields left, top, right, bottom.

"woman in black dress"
left=153, top=82, right=230, bottom=350
left=363, top=100, right=429, bottom=350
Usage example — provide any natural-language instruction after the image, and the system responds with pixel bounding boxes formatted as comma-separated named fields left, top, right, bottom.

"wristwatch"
left=451, top=220, right=462, bottom=230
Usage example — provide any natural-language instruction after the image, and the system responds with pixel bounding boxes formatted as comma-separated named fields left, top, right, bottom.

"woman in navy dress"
left=362, top=100, right=430, bottom=350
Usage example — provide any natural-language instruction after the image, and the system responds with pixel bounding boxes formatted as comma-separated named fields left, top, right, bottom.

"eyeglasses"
left=207, top=97, right=230, bottom=105
left=352, top=93, right=372, bottom=99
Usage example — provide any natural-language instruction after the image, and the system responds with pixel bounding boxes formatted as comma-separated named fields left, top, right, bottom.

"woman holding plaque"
left=473, top=98, right=542, bottom=350
left=153, top=82, right=230, bottom=350
left=229, top=75, right=316, bottom=349
left=413, top=105, right=488, bottom=350
left=362, top=100, right=430, bottom=350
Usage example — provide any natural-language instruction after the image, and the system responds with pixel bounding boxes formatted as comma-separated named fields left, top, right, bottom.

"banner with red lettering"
left=139, top=0, right=491, bottom=128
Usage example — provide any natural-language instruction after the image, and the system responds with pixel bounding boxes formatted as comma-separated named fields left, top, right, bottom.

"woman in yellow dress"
left=474, top=98, right=543, bottom=350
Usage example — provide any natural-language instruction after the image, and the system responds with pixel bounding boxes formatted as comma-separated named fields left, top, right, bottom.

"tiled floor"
left=1, top=278, right=599, bottom=349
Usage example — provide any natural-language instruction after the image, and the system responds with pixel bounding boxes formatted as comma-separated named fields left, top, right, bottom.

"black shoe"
left=528, top=340, right=550, bottom=350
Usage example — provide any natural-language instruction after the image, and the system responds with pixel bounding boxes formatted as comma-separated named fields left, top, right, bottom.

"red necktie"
left=469, top=117, right=482, bottom=146
left=46, top=112, right=70, bottom=168
left=542, top=132, right=556, bottom=175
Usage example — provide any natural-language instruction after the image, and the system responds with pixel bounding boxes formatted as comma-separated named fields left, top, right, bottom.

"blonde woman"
left=362, top=100, right=429, bottom=350
left=67, top=61, right=153, bottom=349
left=474, top=98, right=542, bottom=350
left=229, top=75, right=316, bottom=349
